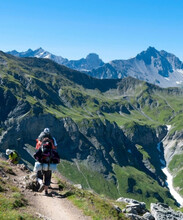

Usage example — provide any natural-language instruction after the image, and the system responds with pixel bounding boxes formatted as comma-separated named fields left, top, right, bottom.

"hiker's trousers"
left=37, top=170, right=52, bottom=186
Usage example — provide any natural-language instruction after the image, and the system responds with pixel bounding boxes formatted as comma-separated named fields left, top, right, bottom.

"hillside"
left=0, top=158, right=38, bottom=219
left=1, top=51, right=183, bottom=209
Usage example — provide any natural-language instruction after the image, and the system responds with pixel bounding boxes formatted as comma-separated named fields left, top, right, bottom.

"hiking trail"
left=13, top=165, right=91, bottom=220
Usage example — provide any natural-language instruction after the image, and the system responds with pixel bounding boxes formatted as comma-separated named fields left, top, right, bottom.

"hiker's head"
left=44, top=128, right=50, bottom=134
left=6, top=149, right=13, bottom=155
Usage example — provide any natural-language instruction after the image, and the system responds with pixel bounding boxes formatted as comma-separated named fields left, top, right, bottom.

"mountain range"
left=7, top=47, right=104, bottom=72
left=1, top=50, right=183, bottom=209
left=7, top=47, right=183, bottom=88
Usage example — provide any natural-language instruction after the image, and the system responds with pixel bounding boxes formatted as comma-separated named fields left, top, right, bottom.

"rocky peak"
left=34, top=47, right=44, bottom=54
left=86, top=53, right=99, bottom=60
left=86, top=53, right=100, bottom=62
left=26, top=48, right=34, bottom=53
left=160, top=50, right=183, bottom=70
left=136, top=47, right=160, bottom=65
left=85, top=53, right=104, bottom=69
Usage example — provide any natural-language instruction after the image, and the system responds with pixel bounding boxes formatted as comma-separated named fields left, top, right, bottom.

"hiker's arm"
left=38, top=132, right=44, bottom=141
left=53, top=137, right=57, bottom=149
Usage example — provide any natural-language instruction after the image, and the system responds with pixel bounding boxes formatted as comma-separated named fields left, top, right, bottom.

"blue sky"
left=0, top=0, right=183, bottom=62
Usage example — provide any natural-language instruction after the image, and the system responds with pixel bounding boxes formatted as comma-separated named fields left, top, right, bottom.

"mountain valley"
left=1, top=50, right=183, bottom=210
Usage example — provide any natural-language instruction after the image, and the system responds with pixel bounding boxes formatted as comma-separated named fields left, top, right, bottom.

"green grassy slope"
left=0, top=160, right=38, bottom=220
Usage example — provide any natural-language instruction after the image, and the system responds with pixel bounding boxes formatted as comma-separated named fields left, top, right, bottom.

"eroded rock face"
left=0, top=88, right=17, bottom=122
left=0, top=113, right=160, bottom=178
left=123, top=123, right=163, bottom=147
left=163, top=130, right=183, bottom=164
left=151, top=203, right=183, bottom=220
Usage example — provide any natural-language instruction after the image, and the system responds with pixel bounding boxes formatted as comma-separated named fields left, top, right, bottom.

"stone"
left=143, top=212, right=155, bottom=220
left=117, top=197, right=147, bottom=215
left=126, top=213, right=145, bottom=220
left=113, top=205, right=122, bottom=213
left=74, top=184, right=82, bottom=189
left=151, top=203, right=183, bottom=220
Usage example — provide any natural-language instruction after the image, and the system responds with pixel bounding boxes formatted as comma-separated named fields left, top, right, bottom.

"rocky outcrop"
left=100, top=103, right=132, bottom=114
left=122, top=122, right=168, bottom=183
left=117, top=197, right=183, bottom=220
left=117, top=197, right=154, bottom=220
left=151, top=203, right=183, bottom=220
left=123, top=123, right=162, bottom=147
left=0, top=88, right=17, bottom=122
left=162, top=130, right=183, bottom=164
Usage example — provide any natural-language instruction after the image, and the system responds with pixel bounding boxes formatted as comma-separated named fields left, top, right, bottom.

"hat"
left=6, top=149, right=13, bottom=155
left=44, top=128, right=50, bottom=134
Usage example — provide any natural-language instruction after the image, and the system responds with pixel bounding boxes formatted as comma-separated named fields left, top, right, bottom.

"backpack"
left=40, top=138, right=53, bottom=164
left=34, top=138, right=60, bottom=164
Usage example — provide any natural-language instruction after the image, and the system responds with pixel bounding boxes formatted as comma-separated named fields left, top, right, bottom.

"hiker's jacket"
left=9, top=151, right=19, bottom=164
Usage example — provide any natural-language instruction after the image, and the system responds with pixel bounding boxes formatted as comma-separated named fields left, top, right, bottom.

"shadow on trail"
left=48, top=190, right=74, bottom=198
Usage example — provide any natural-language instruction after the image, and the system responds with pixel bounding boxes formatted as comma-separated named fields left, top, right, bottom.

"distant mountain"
left=7, top=48, right=104, bottom=72
left=89, top=47, right=183, bottom=88
left=66, top=53, right=105, bottom=72
left=7, top=47, right=183, bottom=88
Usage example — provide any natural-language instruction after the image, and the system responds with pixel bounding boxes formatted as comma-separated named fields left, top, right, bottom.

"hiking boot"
left=45, top=190, right=48, bottom=195
left=38, top=183, right=45, bottom=192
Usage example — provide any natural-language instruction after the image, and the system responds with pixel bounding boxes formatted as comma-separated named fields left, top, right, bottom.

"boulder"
left=117, top=197, right=147, bottom=215
left=143, top=212, right=155, bottom=220
left=151, top=203, right=183, bottom=220
left=126, top=213, right=145, bottom=220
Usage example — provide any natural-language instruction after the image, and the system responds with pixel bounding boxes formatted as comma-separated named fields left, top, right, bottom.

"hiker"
left=34, top=138, right=60, bottom=195
left=36, top=128, right=57, bottom=150
left=6, top=149, right=20, bottom=165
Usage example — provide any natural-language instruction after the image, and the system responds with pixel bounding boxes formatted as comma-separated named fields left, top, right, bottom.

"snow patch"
left=39, top=52, right=45, bottom=56
left=162, top=167, right=183, bottom=206
left=176, top=81, right=182, bottom=84
left=166, top=125, right=171, bottom=131
left=177, top=69, right=183, bottom=75
left=164, top=77, right=170, bottom=81
left=44, top=54, right=51, bottom=59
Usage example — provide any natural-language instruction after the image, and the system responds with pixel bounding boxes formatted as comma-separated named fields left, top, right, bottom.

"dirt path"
left=13, top=165, right=91, bottom=220
left=29, top=178, right=91, bottom=220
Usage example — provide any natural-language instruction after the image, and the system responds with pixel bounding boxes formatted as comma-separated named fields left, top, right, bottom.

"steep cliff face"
left=0, top=111, right=168, bottom=192
left=0, top=88, right=18, bottom=122
left=163, top=130, right=183, bottom=164
left=0, top=106, right=166, bottom=177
